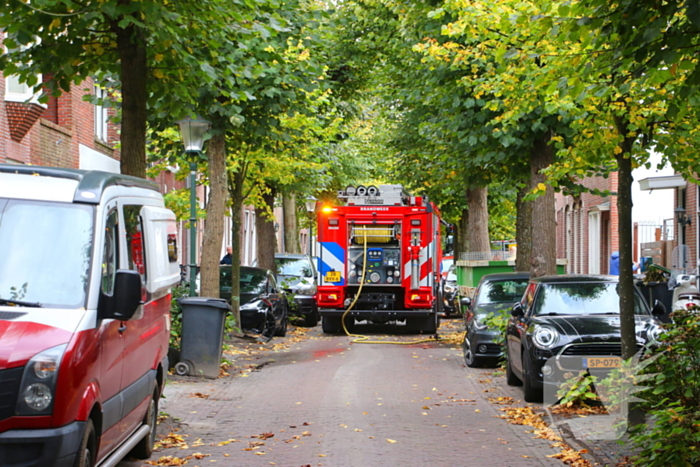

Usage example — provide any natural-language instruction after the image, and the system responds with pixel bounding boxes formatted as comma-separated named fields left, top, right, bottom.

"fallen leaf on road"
left=257, top=433, right=275, bottom=440
left=191, top=438, right=205, bottom=447
left=145, top=456, right=188, bottom=466
left=156, top=433, right=188, bottom=450
left=386, top=439, right=397, bottom=443
left=190, top=392, right=210, bottom=399
left=217, top=438, right=240, bottom=446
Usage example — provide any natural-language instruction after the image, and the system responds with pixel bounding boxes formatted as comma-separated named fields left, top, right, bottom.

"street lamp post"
left=177, top=117, right=211, bottom=297
left=305, top=196, right=317, bottom=257
left=676, top=206, right=692, bottom=272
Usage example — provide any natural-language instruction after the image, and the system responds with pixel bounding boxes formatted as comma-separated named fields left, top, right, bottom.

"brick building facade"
left=555, top=172, right=618, bottom=274
left=556, top=170, right=698, bottom=275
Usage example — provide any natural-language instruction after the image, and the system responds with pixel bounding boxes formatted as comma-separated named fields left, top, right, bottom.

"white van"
left=0, top=164, right=179, bottom=466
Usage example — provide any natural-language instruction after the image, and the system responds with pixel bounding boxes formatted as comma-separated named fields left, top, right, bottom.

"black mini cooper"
left=505, top=275, right=665, bottom=402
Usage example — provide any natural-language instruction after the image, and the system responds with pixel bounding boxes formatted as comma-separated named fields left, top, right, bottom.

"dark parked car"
left=505, top=275, right=665, bottom=402
left=199, top=266, right=289, bottom=339
left=273, top=253, right=319, bottom=327
left=239, top=266, right=289, bottom=338
left=442, top=265, right=461, bottom=318
left=462, top=272, right=530, bottom=367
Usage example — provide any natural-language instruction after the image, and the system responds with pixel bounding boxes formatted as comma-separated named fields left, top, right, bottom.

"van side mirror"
left=460, top=296, right=471, bottom=309
left=98, top=270, right=143, bottom=321
left=511, top=302, right=524, bottom=317
left=651, top=299, right=666, bottom=317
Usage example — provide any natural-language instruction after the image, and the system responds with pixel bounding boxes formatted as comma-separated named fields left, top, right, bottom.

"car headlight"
left=532, top=326, right=560, bottom=349
left=17, top=344, right=67, bottom=415
left=296, top=282, right=317, bottom=296
left=647, top=325, right=664, bottom=344
left=241, top=300, right=267, bottom=313
left=473, top=318, right=488, bottom=330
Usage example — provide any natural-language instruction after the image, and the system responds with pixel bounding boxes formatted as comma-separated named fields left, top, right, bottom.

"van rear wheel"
left=130, top=388, right=159, bottom=459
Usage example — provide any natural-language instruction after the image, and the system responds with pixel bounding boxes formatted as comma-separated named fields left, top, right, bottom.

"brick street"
left=119, top=322, right=565, bottom=467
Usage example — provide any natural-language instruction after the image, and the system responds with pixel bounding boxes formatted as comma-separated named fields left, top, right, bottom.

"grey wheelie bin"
left=175, top=297, right=230, bottom=378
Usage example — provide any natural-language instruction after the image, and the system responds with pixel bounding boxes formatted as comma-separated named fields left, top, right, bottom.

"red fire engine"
left=316, top=184, right=443, bottom=334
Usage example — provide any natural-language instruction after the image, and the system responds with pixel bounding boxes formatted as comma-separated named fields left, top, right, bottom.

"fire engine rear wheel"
left=407, top=313, right=439, bottom=334
left=302, top=310, right=319, bottom=327
left=322, top=316, right=342, bottom=334
left=424, top=312, right=439, bottom=334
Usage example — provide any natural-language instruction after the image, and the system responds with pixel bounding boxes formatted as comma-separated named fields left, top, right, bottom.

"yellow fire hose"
left=340, top=229, right=439, bottom=345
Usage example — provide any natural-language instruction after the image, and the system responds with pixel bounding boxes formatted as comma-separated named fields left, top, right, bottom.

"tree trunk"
left=614, top=117, right=638, bottom=362
left=115, top=22, right=147, bottom=178
left=529, top=133, right=557, bottom=277
left=283, top=192, right=300, bottom=253
left=466, top=186, right=490, bottom=254
left=617, top=153, right=636, bottom=359
left=255, top=188, right=278, bottom=272
left=227, top=167, right=246, bottom=331
left=199, top=132, right=228, bottom=298
left=515, top=184, right=532, bottom=272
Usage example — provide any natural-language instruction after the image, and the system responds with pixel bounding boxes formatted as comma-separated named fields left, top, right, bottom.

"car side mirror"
left=98, top=270, right=143, bottom=321
left=460, top=297, right=471, bottom=308
left=511, top=302, right=524, bottom=317
left=651, top=299, right=666, bottom=317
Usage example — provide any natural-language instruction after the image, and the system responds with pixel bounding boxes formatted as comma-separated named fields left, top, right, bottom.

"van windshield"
left=0, top=199, right=94, bottom=308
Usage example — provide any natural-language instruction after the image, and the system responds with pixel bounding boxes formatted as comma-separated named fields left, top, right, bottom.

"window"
left=123, top=205, right=146, bottom=281
left=102, top=210, right=119, bottom=295
left=94, top=85, right=109, bottom=142
left=3, top=41, right=42, bottom=104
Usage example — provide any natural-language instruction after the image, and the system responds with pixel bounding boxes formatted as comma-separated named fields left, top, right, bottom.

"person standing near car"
left=220, top=246, right=233, bottom=264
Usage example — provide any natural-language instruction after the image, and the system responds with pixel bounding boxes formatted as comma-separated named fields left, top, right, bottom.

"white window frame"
left=94, top=84, right=109, bottom=142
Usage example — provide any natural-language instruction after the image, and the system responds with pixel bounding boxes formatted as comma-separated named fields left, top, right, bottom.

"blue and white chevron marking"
left=320, top=241, right=346, bottom=286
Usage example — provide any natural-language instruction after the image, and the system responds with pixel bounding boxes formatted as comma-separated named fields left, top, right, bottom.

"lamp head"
left=176, top=117, right=211, bottom=152
left=305, top=196, right=317, bottom=213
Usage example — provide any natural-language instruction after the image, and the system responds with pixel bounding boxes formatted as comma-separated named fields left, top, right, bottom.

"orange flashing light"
left=328, top=294, right=338, bottom=300
left=322, top=206, right=333, bottom=213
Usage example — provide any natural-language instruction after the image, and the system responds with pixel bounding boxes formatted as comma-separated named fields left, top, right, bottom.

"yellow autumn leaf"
left=153, top=69, right=164, bottom=79
left=614, top=146, right=623, bottom=155
left=537, top=183, right=546, bottom=192
left=386, top=439, right=397, bottom=443
left=155, top=54, right=164, bottom=62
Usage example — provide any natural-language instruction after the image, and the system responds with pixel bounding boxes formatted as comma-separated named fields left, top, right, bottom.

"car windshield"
left=240, top=270, right=267, bottom=294
left=219, top=267, right=232, bottom=287
left=0, top=199, right=93, bottom=308
left=477, top=278, right=528, bottom=304
left=276, top=258, right=313, bottom=278
left=533, top=282, right=648, bottom=316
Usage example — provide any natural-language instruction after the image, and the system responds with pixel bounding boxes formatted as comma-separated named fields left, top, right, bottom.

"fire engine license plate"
left=582, top=357, right=621, bottom=369
left=325, top=271, right=341, bottom=282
